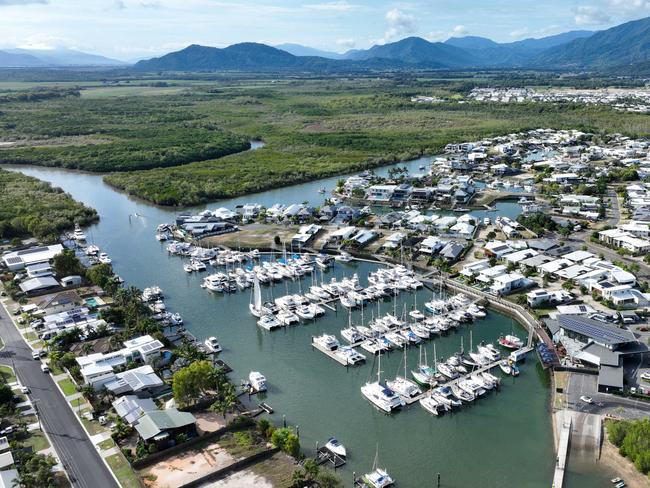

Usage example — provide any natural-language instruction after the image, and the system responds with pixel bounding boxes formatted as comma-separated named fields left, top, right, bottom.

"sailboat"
left=363, top=446, right=395, bottom=488
left=411, top=345, right=437, bottom=387
left=360, top=353, right=404, bottom=413
left=249, top=274, right=268, bottom=317
left=387, top=346, right=422, bottom=400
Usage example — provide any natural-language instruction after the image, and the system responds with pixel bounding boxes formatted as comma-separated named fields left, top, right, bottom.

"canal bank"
left=0, top=160, right=610, bottom=488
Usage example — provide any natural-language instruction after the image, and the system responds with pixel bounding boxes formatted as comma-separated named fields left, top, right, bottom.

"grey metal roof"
left=558, top=314, right=637, bottom=347
left=581, top=343, right=621, bottom=367
left=598, top=365, right=624, bottom=389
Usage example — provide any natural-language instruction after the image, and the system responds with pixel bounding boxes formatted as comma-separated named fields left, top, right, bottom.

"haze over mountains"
left=3, top=15, right=650, bottom=72
left=0, top=48, right=126, bottom=67
left=134, top=16, right=650, bottom=72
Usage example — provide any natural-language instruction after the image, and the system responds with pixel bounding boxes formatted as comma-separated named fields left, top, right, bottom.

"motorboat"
left=360, top=340, right=384, bottom=355
left=257, top=315, right=281, bottom=331
left=324, top=437, right=346, bottom=458
left=451, top=384, right=474, bottom=403
left=334, top=252, right=353, bottom=263
left=277, top=310, right=299, bottom=326
left=309, top=286, right=331, bottom=300
left=249, top=371, right=267, bottom=392
left=85, top=245, right=99, bottom=256
left=498, top=334, right=524, bottom=349
left=73, top=224, right=86, bottom=242
left=419, top=395, right=442, bottom=415
left=437, top=363, right=458, bottom=380
left=315, top=255, right=334, bottom=269
left=384, top=332, right=406, bottom=349
left=409, top=309, right=425, bottom=321
left=341, top=327, right=364, bottom=344
left=399, top=329, right=422, bottom=345
left=204, top=336, right=222, bottom=353
left=295, top=305, right=316, bottom=320
left=434, top=386, right=462, bottom=407
left=98, top=253, right=112, bottom=264
left=467, top=304, right=486, bottom=318
left=314, top=334, right=340, bottom=351
left=184, top=263, right=193, bottom=273
left=458, top=379, right=486, bottom=398
left=364, top=468, right=395, bottom=488
left=387, top=376, right=422, bottom=400
left=340, top=294, right=356, bottom=309
left=335, top=346, right=366, bottom=365
left=498, top=360, right=512, bottom=375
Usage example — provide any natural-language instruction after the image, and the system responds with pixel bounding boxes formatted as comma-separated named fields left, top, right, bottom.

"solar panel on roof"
left=559, top=315, right=635, bottom=345
left=5, top=257, right=22, bottom=264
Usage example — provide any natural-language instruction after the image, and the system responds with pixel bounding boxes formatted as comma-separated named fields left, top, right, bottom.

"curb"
left=0, top=293, right=124, bottom=488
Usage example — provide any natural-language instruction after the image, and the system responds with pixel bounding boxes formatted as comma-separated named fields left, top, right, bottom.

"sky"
left=1, top=0, right=650, bottom=60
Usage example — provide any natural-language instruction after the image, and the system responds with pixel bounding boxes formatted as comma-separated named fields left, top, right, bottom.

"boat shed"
left=2, top=244, right=63, bottom=271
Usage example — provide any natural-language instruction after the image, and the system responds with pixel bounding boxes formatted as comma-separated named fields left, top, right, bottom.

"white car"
left=40, top=363, right=50, bottom=374
left=20, top=386, right=30, bottom=394
left=640, top=372, right=650, bottom=381
left=580, top=395, right=593, bottom=404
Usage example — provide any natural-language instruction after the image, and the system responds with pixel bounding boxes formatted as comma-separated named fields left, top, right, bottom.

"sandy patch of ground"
left=600, top=435, right=650, bottom=488
left=195, top=411, right=228, bottom=434
left=141, top=442, right=234, bottom=488
left=202, top=470, right=274, bottom=488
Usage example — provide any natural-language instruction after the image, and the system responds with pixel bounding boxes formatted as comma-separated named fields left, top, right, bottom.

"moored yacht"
left=361, top=353, right=404, bottom=413
left=257, top=314, right=281, bottom=331
left=204, top=336, right=222, bottom=353
left=314, top=334, right=340, bottom=351
left=249, top=371, right=267, bottom=392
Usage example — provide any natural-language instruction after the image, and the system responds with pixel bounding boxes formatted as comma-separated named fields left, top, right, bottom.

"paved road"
left=565, top=372, right=650, bottom=419
left=0, top=303, right=118, bottom=488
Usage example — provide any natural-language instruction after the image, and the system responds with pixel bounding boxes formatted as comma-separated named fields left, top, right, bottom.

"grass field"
left=22, top=430, right=50, bottom=452
left=2, top=75, right=650, bottom=206
left=0, top=365, right=16, bottom=383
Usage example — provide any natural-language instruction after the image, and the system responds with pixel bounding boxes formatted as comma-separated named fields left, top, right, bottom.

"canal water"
left=3, top=156, right=615, bottom=487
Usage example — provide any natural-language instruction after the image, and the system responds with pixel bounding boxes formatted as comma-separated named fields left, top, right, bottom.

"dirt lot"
left=600, top=435, right=650, bottom=488
left=140, top=442, right=235, bottom=488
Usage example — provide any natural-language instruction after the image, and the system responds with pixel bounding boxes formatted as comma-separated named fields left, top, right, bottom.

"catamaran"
left=387, top=347, right=422, bottom=401
left=363, top=447, right=395, bottom=488
left=361, top=353, right=404, bottom=413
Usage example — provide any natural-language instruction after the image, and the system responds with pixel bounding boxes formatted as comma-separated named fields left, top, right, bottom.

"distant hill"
left=444, top=31, right=594, bottom=67
left=534, top=17, right=650, bottom=68
left=132, top=16, right=650, bottom=72
left=275, top=43, right=343, bottom=59
left=344, top=37, right=477, bottom=68
left=6, top=48, right=127, bottom=66
left=0, top=50, right=47, bottom=67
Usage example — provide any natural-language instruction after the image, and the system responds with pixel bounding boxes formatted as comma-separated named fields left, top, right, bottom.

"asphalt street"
left=0, top=302, right=118, bottom=488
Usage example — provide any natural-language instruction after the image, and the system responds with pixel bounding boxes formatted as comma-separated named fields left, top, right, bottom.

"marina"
left=0, top=161, right=617, bottom=488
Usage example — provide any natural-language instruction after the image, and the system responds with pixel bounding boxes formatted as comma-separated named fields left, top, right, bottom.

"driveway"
left=0, top=301, right=118, bottom=488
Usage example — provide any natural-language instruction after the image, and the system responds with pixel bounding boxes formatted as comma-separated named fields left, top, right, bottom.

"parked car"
left=580, top=395, right=593, bottom=404
left=31, top=350, right=41, bottom=360
left=19, top=386, right=30, bottom=394
left=40, top=364, right=50, bottom=374
left=640, top=372, right=650, bottom=381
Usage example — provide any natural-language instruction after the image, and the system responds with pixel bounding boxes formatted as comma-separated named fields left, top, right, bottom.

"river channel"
left=3, top=152, right=615, bottom=487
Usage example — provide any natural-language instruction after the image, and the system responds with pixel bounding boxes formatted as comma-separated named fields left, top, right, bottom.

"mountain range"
left=133, top=16, right=650, bottom=73
left=0, top=48, right=126, bottom=67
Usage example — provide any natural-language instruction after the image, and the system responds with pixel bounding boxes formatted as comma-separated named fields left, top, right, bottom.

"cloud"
left=451, top=25, right=468, bottom=36
left=140, top=0, right=162, bottom=7
left=113, top=0, right=126, bottom=9
left=0, top=0, right=46, bottom=4
left=425, top=25, right=469, bottom=42
left=574, top=5, right=611, bottom=25
left=303, top=1, right=358, bottom=12
left=510, top=24, right=561, bottom=39
left=606, top=0, right=650, bottom=15
left=336, top=38, right=355, bottom=48
left=385, top=8, right=417, bottom=40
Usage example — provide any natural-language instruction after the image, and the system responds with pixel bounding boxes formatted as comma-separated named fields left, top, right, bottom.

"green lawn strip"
left=57, top=378, right=78, bottom=396
left=48, top=362, right=65, bottom=376
left=22, top=431, right=50, bottom=452
left=23, top=331, right=38, bottom=341
left=81, top=416, right=107, bottom=436
left=105, top=453, right=142, bottom=488
left=97, top=438, right=116, bottom=451
left=0, top=365, right=16, bottom=383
